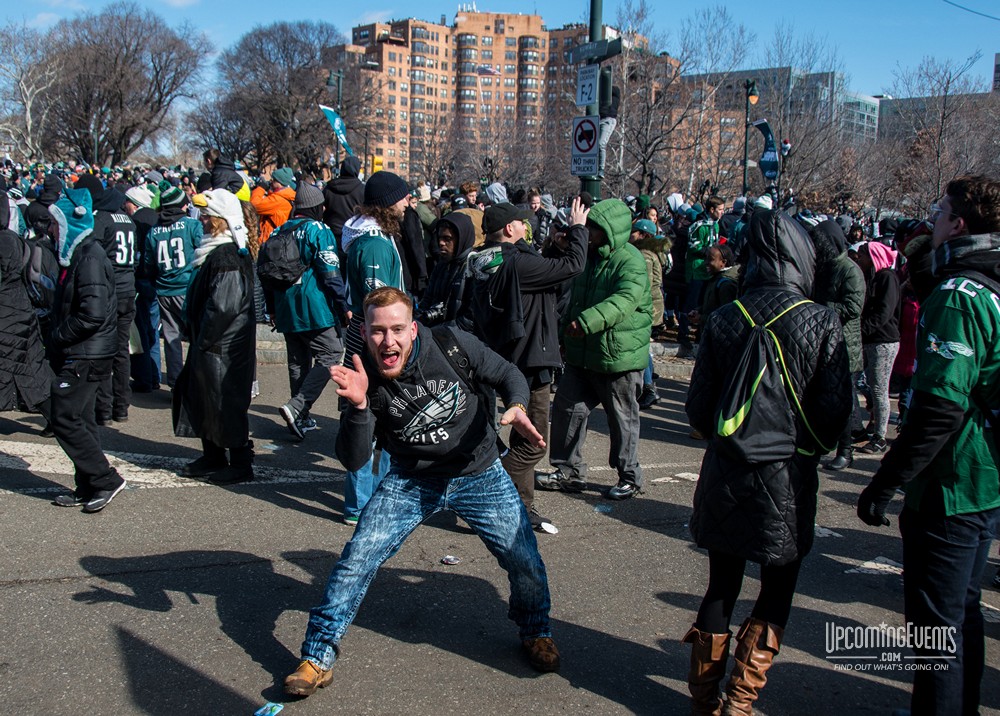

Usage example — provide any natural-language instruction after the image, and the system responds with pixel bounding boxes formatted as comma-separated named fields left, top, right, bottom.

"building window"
left=482, top=50, right=493, bottom=59
left=482, top=36, right=493, bottom=46
left=506, top=37, right=517, bottom=46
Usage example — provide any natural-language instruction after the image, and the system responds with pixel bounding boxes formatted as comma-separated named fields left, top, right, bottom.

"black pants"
left=50, top=358, right=123, bottom=497
left=97, top=295, right=136, bottom=418
left=695, top=550, right=803, bottom=633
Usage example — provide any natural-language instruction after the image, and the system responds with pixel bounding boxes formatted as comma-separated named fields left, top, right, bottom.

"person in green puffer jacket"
left=539, top=198, right=653, bottom=501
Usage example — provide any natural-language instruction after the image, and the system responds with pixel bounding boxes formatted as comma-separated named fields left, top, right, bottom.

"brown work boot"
left=522, top=636, right=561, bottom=672
left=284, top=659, right=333, bottom=697
left=722, top=618, right=783, bottom=715
left=683, top=625, right=732, bottom=716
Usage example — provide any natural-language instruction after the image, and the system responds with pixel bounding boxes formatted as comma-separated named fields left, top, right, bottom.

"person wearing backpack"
left=260, top=182, right=350, bottom=442
left=858, top=176, right=1000, bottom=716
left=683, top=208, right=851, bottom=715
left=284, top=287, right=558, bottom=699
left=0, top=189, right=52, bottom=423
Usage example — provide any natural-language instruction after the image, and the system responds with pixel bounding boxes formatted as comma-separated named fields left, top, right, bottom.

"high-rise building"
left=335, top=12, right=638, bottom=182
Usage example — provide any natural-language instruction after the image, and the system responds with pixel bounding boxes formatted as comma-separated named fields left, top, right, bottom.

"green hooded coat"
left=562, top=199, right=653, bottom=373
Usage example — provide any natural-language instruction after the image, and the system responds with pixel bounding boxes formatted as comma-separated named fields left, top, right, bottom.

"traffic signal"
left=370, top=155, right=383, bottom=174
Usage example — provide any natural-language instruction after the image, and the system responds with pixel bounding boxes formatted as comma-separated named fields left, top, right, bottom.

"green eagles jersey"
left=904, top=274, right=1000, bottom=515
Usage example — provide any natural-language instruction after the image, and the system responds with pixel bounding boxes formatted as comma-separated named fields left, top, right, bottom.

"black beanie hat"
left=364, top=171, right=409, bottom=208
left=75, top=173, right=105, bottom=202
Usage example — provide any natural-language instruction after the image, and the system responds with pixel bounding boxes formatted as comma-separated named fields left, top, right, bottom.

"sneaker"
left=179, top=455, right=228, bottom=478
left=112, top=412, right=128, bottom=423
left=209, top=465, right=254, bottom=485
left=607, top=481, right=640, bottom=500
left=535, top=470, right=565, bottom=491
left=522, top=636, right=561, bottom=672
left=40, top=423, right=54, bottom=438
left=53, top=492, right=88, bottom=507
left=558, top=472, right=587, bottom=493
left=284, top=659, right=334, bottom=697
left=96, top=414, right=112, bottom=427
left=83, top=480, right=127, bottom=513
left=343, top=515, right=359, bottom=526
left=852, top=425, right=874, bottom=443
left=296, top=417, right=319, bottom=433
left=861, top=437, right=888, bottom=454
left=280, top=404, right=305, bottom=440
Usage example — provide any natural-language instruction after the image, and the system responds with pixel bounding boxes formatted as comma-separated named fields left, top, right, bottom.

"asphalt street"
left=1, top=359, right=999, bottom=715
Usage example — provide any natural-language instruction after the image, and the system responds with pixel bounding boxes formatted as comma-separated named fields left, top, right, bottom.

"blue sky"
left=8, top=0, right=999, bottom=96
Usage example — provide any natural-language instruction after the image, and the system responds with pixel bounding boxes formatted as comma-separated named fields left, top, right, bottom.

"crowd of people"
left=1, top=150, right=999, bottom=715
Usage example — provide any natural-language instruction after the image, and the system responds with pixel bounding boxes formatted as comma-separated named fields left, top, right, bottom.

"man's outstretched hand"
left=500, top=406, right=545, bottom=448
left=330, top=354, right=370, bottom=409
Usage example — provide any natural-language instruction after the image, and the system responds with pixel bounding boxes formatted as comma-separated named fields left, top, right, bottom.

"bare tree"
left=41, top=2, right=209, bottom=164
left=0, top=23, right=63, bottom=162
left=188, top=94, right=265, bottom=168
left=883, top=52, right=989, bottom=213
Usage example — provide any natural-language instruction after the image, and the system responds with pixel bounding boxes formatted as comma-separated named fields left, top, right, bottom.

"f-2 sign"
left=576, top=65, right=599, bottom=107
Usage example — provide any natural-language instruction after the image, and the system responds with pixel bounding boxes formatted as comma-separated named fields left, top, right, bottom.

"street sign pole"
left=581, top=0, right=603, bottom=200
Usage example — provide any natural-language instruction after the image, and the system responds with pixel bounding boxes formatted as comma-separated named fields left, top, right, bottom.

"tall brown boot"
left=682, top=625, right=732, bottom=716
left=722, top=618, right=783, bottom=716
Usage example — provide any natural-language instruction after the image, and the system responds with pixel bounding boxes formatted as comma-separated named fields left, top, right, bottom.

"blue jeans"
left=901, top=494, right=999, bottom=716
left=643, top=355, right=654, bottom=386
left=130, top=279, right=161, bottom=390
left=343, top=449, right=391, bottom=519
left=301, top=459, right=552, bottom=669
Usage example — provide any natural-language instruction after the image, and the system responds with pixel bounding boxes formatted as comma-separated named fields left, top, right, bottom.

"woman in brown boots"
left=683, top=207, right=852, bottom=714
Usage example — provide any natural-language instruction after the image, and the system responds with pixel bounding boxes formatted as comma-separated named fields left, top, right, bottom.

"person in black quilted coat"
left=681, top=208, right=851, bottom=715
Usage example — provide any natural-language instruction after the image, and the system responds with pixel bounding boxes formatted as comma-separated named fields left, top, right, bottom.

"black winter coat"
left=415, top=212, right=477, bottom=330
left=0, top=227, right=51, bottom=411
left=92, top=190, right=137, bottom=299
left=209, top=156, right=246, bottom=195
left=50, top=237, right=117, bottom=363
left=172, top=242, right=256, bottom=448
left=686, top=210, right=852, bottom=566
left=322, top=176, right=365, bottom=238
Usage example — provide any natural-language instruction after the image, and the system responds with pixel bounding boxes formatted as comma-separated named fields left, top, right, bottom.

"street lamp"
left=327, top=69, right=344, bottom=173
left=741, top=79, right=759, bottom=196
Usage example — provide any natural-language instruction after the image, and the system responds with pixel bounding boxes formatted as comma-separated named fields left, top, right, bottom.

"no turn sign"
left=571, top=115, right=599, bottom=177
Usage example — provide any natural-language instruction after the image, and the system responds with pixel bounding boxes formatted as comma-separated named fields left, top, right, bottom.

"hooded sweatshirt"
left=861, top=241, right=901, bottom=344
left=562, top=199, right=653, bottom=373
left=416, top=212, right=476, bottom=327
left=209, top=155, right=249, bottom=200
left=341, top=214, right=405, bottom=313
left=251, top=184, right=296, bottom=244
left=323, top=156, right=365, bottom=238
left=24, top=175, right=64, bottom=234
left=85, top=183, right=138, bottom=299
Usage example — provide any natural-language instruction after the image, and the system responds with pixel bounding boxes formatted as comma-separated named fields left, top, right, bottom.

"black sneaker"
left=40, top=423, right=54, bottom=438
left=559, top=474, right=587, bottom=493
left=535, top=470, right=565, bottom=491
left=179, top=455, right=228, bottom=478
left=607, top=482, right=640, bottom=500
left=861, top=436, right=888, bottom=454
left=638, top=386, right=659, bottom=410
left=280, top=404, right=305, bottom=440
left=113, top=412, right=128, bottom=423
left=83, top=480, right=127, bottom=513
left=209, top=464, right=254, bottom=485
left=53, top=492, right=88, bottom=507
left=96, top=414, right=112, bottom=427
left=852, top=425, right=874, bottom=443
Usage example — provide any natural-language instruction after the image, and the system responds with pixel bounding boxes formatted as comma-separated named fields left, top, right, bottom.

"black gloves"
left=857, top=476, right=896, bottom=527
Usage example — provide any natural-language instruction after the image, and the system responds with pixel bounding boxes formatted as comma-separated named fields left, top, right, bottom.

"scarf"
left=192, top=232, right=233, bottom=268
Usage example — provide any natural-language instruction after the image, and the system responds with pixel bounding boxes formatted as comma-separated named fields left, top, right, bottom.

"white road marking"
left=814, top=526, right=844, bottom=538
left=0, top=440, right=344, bottom=495
left=843, top=556, right=904, bottom=575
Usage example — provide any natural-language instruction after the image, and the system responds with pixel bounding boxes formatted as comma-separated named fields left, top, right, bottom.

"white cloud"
left=27, top=12, right=60, bottom=28
left=356, top=10, right=394, bottom=24
left=161, top=0, right=200, bottom=7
